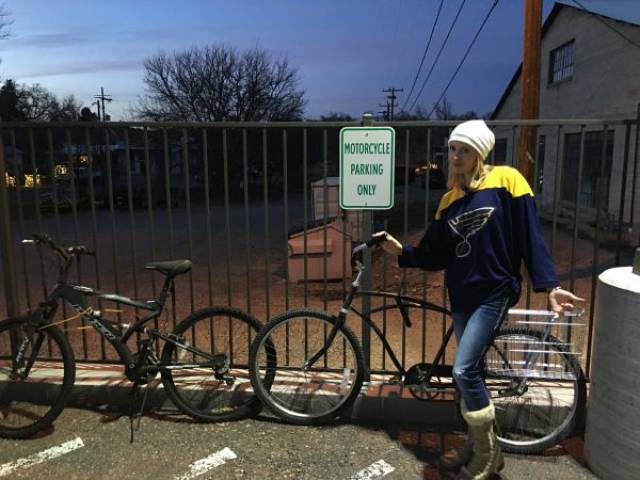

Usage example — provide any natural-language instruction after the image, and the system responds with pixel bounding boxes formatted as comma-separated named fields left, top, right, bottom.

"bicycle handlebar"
left=352, top=232, right=387, bottom=257
left=23, top=233, right=96, bottom=258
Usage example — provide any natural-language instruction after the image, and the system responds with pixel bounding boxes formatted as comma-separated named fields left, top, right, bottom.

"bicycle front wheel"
left=485, top=327, right=586, bottom=454
left=0, top=317, right=76, bottom=439
left=161, top=307, right=267, bottom=422
left=250, top=309, right=366, bottom=425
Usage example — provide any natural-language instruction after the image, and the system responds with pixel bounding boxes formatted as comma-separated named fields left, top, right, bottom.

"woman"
left=375, top=119, right=583, bottom=480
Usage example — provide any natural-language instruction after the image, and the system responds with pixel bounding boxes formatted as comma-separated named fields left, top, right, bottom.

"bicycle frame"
left=304, top=253, right=577, bottom=394
left=30, top=273, right=224, bottom=382
left=305, top=258, right=456, bottom=382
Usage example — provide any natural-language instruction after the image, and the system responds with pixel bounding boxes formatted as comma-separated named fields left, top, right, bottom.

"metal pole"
left=360, top=113, right=373, bottom=372
left=631, top=104, right=640, bottom=238
left=616, top=123, right=632, bottom=265
left=0, top=139, right=19, bottom=318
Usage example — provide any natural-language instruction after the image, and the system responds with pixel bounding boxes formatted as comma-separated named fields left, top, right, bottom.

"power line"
left=569, top=0, right=640, bottom=49
left=401, top=0, right=445, bottom=112
left=407, top=0, right=467, bottom=113
left=427, top=0, right=500, bottom=119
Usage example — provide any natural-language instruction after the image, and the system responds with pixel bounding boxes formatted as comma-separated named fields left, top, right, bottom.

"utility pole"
left=383, top=87, right=403, bottom=120
left=518, top=0, right=542, bottom=184
left=378, top=101, right=390, bottom=121
left=94, top=87, right=112, bottom=122
left=93, top=100, right=101, bottom=122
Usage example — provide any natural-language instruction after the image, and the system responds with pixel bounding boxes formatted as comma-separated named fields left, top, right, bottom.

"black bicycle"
left=250, top=235, right=587, bottom=454
left=0, top=233, right=269, bottom=439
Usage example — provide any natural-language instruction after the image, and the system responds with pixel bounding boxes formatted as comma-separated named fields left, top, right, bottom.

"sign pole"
left=339, top=112, right=395, bottom=375
left=360, top=112, right=373, bottom=374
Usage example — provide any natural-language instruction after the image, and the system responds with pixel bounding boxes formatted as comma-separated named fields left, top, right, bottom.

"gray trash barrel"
left=585, top=262, right=640, bottom=480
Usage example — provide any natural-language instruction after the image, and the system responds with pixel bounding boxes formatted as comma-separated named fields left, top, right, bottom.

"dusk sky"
left=0, top=0, right=638, bottom=120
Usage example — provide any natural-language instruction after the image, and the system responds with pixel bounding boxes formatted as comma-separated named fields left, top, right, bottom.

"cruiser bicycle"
left=250, top=235, right=587, bottom=454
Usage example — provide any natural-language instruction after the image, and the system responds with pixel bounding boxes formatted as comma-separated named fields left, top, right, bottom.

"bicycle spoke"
left=250, top=310, right=364, bottom=424
left=487, top=328, right=584, bottom=452
left=0, top=319, right=75, bottom=439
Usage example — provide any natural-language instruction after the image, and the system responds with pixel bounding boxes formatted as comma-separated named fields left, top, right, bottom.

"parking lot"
left=0, top=363, right=598, bottom=480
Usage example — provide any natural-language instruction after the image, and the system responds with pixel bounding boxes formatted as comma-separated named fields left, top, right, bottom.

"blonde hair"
left=447, top=154, right=493, bottom=191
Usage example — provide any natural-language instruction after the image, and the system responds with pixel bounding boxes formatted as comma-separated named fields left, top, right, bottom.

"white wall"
left=492, top=7, right=640, bottom=224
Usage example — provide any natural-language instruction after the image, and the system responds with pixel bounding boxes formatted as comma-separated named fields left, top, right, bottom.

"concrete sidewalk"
left=7, top=362, right=600, bottom=479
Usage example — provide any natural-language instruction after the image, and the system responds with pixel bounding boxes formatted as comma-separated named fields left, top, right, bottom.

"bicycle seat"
left=144, top=259, right=192, bottom=277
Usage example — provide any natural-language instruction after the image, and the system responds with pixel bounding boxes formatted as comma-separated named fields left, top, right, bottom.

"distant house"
left=490, top=3, right=640, bottom=227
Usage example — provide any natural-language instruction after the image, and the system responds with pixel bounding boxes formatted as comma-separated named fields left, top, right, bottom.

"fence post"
left=0, top=137, right=20, bottom=319
left=360, top=113, right=373, bottom=373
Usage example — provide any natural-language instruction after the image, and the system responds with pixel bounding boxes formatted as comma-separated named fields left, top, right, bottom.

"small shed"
left=311, top=176, right=364, bottom=241
left=287, top=218, right=352, bottom=282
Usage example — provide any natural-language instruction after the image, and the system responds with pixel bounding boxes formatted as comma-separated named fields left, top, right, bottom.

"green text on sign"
left=339, top=127, right=395, bottom=210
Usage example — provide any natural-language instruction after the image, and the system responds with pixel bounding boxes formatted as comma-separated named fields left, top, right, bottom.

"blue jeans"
left=451, top=296, right=511, bottom=411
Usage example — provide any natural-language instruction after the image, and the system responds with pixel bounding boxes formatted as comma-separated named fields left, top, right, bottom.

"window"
left=562, top=130, right=614, bottom=208
left=493, top=139, right=507, bottom=165
left=549, top=40, right=575, bottom=84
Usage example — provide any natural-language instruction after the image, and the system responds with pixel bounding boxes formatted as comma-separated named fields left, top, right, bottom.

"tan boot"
left=439, top=400, right=473, bottom=470
left=456, top=402, right=504, bottom=480
left=439, top=434, right=474, bottom=470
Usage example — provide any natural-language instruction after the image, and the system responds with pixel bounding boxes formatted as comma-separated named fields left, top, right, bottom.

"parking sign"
left=339, top=127, right=395, bottom=209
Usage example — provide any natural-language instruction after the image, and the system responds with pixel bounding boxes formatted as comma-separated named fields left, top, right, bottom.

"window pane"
left=550, top=41, right=574, bottom=83
left=562, top=130, right=614, bottom=208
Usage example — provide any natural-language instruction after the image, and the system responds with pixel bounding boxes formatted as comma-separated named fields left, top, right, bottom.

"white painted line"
left=174, top=447, right=237, bottom=480
left=0, top=437, right=85, bottom=477
left=350, top=460, right=395, bottom=480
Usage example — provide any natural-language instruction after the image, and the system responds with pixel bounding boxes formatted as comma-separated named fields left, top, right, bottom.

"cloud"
left=21, top=59, right=143, bottom=79
left=4, top=31, right=99, bottom=49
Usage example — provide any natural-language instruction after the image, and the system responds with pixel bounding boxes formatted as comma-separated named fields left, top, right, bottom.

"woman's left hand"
left=549, top=288, right=585, bottom=316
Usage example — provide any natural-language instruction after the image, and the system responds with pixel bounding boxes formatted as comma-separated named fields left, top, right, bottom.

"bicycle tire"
left=0, top=316, right=76, bottom=439
left=161, top=307, right=267, bottom=422
left=250, top=309, right=366, bottom=425
left=487, top=327, right=586, bottom=454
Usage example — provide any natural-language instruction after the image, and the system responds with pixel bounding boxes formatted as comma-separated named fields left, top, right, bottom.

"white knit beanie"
left=448, top=120, right=495, bottom=161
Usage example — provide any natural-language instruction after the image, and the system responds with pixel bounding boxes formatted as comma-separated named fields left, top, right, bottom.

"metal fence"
left=1, top=117, right=639, bottom=378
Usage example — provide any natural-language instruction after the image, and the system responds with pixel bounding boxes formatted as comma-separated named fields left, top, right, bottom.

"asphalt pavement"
left=0, top=364, right=600, bottom=480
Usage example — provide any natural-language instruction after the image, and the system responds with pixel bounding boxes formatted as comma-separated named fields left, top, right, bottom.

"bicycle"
left=0, top=233, right=270, bottom=439
left=249, top=235, right=587, bottom=454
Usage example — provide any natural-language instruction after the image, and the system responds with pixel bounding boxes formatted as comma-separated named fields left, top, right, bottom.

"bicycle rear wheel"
left=250, top=309, right=366, bottom=425
left=161, top=307, right=268, bottom=422
left=0, top=317, right=76, bottom=439
left=485, top=327, right=586, bottom=454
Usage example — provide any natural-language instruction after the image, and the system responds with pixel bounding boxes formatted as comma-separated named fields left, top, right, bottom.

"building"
left=490, top=2, right=640, bottom=229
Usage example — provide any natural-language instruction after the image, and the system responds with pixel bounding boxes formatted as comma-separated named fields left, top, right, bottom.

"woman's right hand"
left=372, top=231, right=402, bottom=256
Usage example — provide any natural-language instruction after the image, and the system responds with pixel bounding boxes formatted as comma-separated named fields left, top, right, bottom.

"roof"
left=288, top=218, right=348, bottom=237
left=490, top=2, right=640, bottom=119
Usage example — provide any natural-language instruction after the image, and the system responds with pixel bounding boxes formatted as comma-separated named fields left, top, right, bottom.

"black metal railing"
left=0, top=118, right=638, bottom=378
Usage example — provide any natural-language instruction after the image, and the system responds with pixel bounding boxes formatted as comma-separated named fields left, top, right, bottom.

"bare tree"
left=15, top=84, right=81, bottom=121
left=136, top=45, right=306, bottom=121
left=0, top=3, right=12, bottom=41
left=0, top=79, right=82, bottom=121
left=50, top=95, right=82, bottom=121
left=432, top=96, right=478, bottom=121
left=320, top=112, right=354, bottom=121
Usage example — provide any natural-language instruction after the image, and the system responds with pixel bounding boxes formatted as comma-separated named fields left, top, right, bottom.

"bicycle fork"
left=303, top=285, right=359, bottom=371
left=11, top=328, right=46, bottom=381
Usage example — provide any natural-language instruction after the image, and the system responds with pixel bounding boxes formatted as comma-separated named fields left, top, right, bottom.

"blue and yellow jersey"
left=398, top=166, right=559, bottom=312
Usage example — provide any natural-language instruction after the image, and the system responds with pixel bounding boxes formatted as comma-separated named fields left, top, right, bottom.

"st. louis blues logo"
left=448, top=207, right=495, bottom=257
